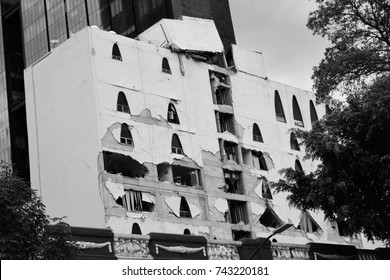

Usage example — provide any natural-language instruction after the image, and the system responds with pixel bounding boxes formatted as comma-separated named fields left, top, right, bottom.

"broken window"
left=223, top=141, right=238, bottom=163
left=120, top=123, right=134, bottom=145
left=179, top=197, right=192, bottom=218
left=171, top=133, right=183, bottom=154
left=224, top=170, right=242, bottom=194
left=274, top=90, right=286, bottom=122
left=103, top=151, right=148, bottom=178
left=117, top=92, right=130, bottom=113
left=209, top=72, right=232, bottom=106
left=183, top=229, right=191, bottom=235
left=122, top=190, right=154, bottom=212
left=215, top=111, right=235, bottom=134
left=227, top=200, right=248, bottom=224
left=167, top=103, right=180, bottom=124
left=261, top=180, right=273, bottom=199
left=112, top=43, right=122, bottom=61
left=295, top=159, right=303, bottom=173
left=337, top=221, right=349, bottom=237
left=132, top=223, right=142, bottom=234
left=252, top=151, right=268, bottom=170
left=259, top=208, right=282, bottom=228
left=172, top=165, right=201, bottom=187
left=253, top=123, right=263, bottom=142
left=157, top=162, right=172, bottom=182
left=162, top=57, right=171, bottom=74
left=292, top=96, right=304, bottom=127
left=232, top=230, right=251, bottom=241
left=297, top=212, right=321, bottom=233
left=309, top=100, right=319, bottom=124
left=290, top=132, right=300, bottom=151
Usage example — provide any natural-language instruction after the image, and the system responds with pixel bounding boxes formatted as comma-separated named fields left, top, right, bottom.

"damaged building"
left=24, top=17, right=387, bottom=260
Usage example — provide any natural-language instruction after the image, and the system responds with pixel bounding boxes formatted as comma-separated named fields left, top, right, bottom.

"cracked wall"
left=25, top=26, right=384, bottom=249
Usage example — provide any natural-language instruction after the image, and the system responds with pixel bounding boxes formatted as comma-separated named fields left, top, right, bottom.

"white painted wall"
left=25, top=28, right=106, bottom=228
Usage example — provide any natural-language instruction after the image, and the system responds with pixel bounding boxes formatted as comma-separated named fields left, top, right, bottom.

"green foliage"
left=308, top=0, right=390, bottom=102
left=0, top=163, right=79, bottom=259
left=274, top=76, right=390, bottom=244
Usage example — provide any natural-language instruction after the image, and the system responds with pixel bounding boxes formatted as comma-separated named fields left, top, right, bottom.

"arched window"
left=171, top=134, right=183, bottom=154
left=253, top=123, right=263, bottom=142
left=120, top=123, right=134, bottom=145
left=292, top=96, right=304, bottom=127
left=167, top=103, right=180, bottom=124
left=290, top=132, right=300, bottom=151
left=183, top=228, right=191, bottom=235
left=132, top=223, right=142, bottom=234
left=162, top=57, right=171, bottom=74
left=179, top=197, right=191, bottom=218
left=117, top=92, right=130, bottom=113
left=295, top=159, right=303, bottom=173
left=262, top=180, right=273, bottom=200
left=112, top=43, right=122, bottom=61
left=309, top=100, right=318, bottom=124
left=274, top=90, right=286, bottom=122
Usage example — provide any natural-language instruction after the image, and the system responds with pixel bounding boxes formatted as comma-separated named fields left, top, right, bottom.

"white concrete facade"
left=25, top=18, right=378, bottom=249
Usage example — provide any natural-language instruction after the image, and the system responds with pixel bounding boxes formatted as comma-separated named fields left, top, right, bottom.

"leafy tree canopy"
left=274, top=76, right=390, bottom=244
left=0, top=163, right=79, bottom=259
left=308, top=0, right=390, bottom=102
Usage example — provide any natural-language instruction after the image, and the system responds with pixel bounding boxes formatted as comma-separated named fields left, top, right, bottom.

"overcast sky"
left=229, top=0, right=330, bottom=92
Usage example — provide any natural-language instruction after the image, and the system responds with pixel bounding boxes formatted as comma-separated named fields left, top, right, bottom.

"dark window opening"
left=309, top=100, right=319, bottom=124
left=227, top=200, right=248, bottom=224
left=157, top=162, right=171, bottom=182
left=232, top=230, right=251, bottom=241
left=117, top=92, right=130, bottom=113
left=132, top=223, right=142, bottom=234
left=290, top=133, right=300, bottom=151
left=215, top=111, right=235, bottom=134
left=183, top=229, right=191, bottom=235
left=171, top=133, right=183, bottom=154
left=337, top=221, right=350, bottom=237
left=297, top=212, right=321, bottom=233
left=326, top=104, right=332, bottom=115
left=103, top=151, right=148, bottom=178
left=259, top=208, right=282, bottom=228
left=120, top=123, right=134, bottom=145
left=253, top=123, right=263, bottom=142
left=112, top=43, right=122, bottom=61
left=295, top=160, right=303, bottom=173
left=252, top=151, right=268, bottom=170
left=292, top=96, right=304, bottom=127
left=179, top=197, right=192, bottom=218
left=224, top=170, right=242, bottom=194
left=122, top=190, right=154, bottom=212
left=172, top=165, right=201, bottom=187
left=210, top=72, right=232, bottom=106
left=274, top=90, right=286, bottom=122
left=162, top=57, right=171, bottom=74
left=262, top=181, right=273, bottom=199
left=223, top=141, right=238, bottom=163
left=167, top=103, right=180, bottom=124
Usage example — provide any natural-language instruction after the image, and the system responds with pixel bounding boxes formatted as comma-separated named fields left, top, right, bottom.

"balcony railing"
left=271, top=243, right=310, bottom=260
left=114, top=234, right=153, bottom=259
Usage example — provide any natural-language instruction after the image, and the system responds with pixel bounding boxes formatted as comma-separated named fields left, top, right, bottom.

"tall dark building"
left=0, top=0, right=235, bottom=179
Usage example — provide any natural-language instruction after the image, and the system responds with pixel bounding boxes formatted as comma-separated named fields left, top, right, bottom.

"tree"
left=0, top=163, right=79, bottom=259
left=308, top=0, right=390, bottom=102
left=274, top=76, right=390, bottom=244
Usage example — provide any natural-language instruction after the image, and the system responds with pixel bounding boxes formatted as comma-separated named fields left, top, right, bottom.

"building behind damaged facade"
left=24, top=17, right=388, bottom=260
